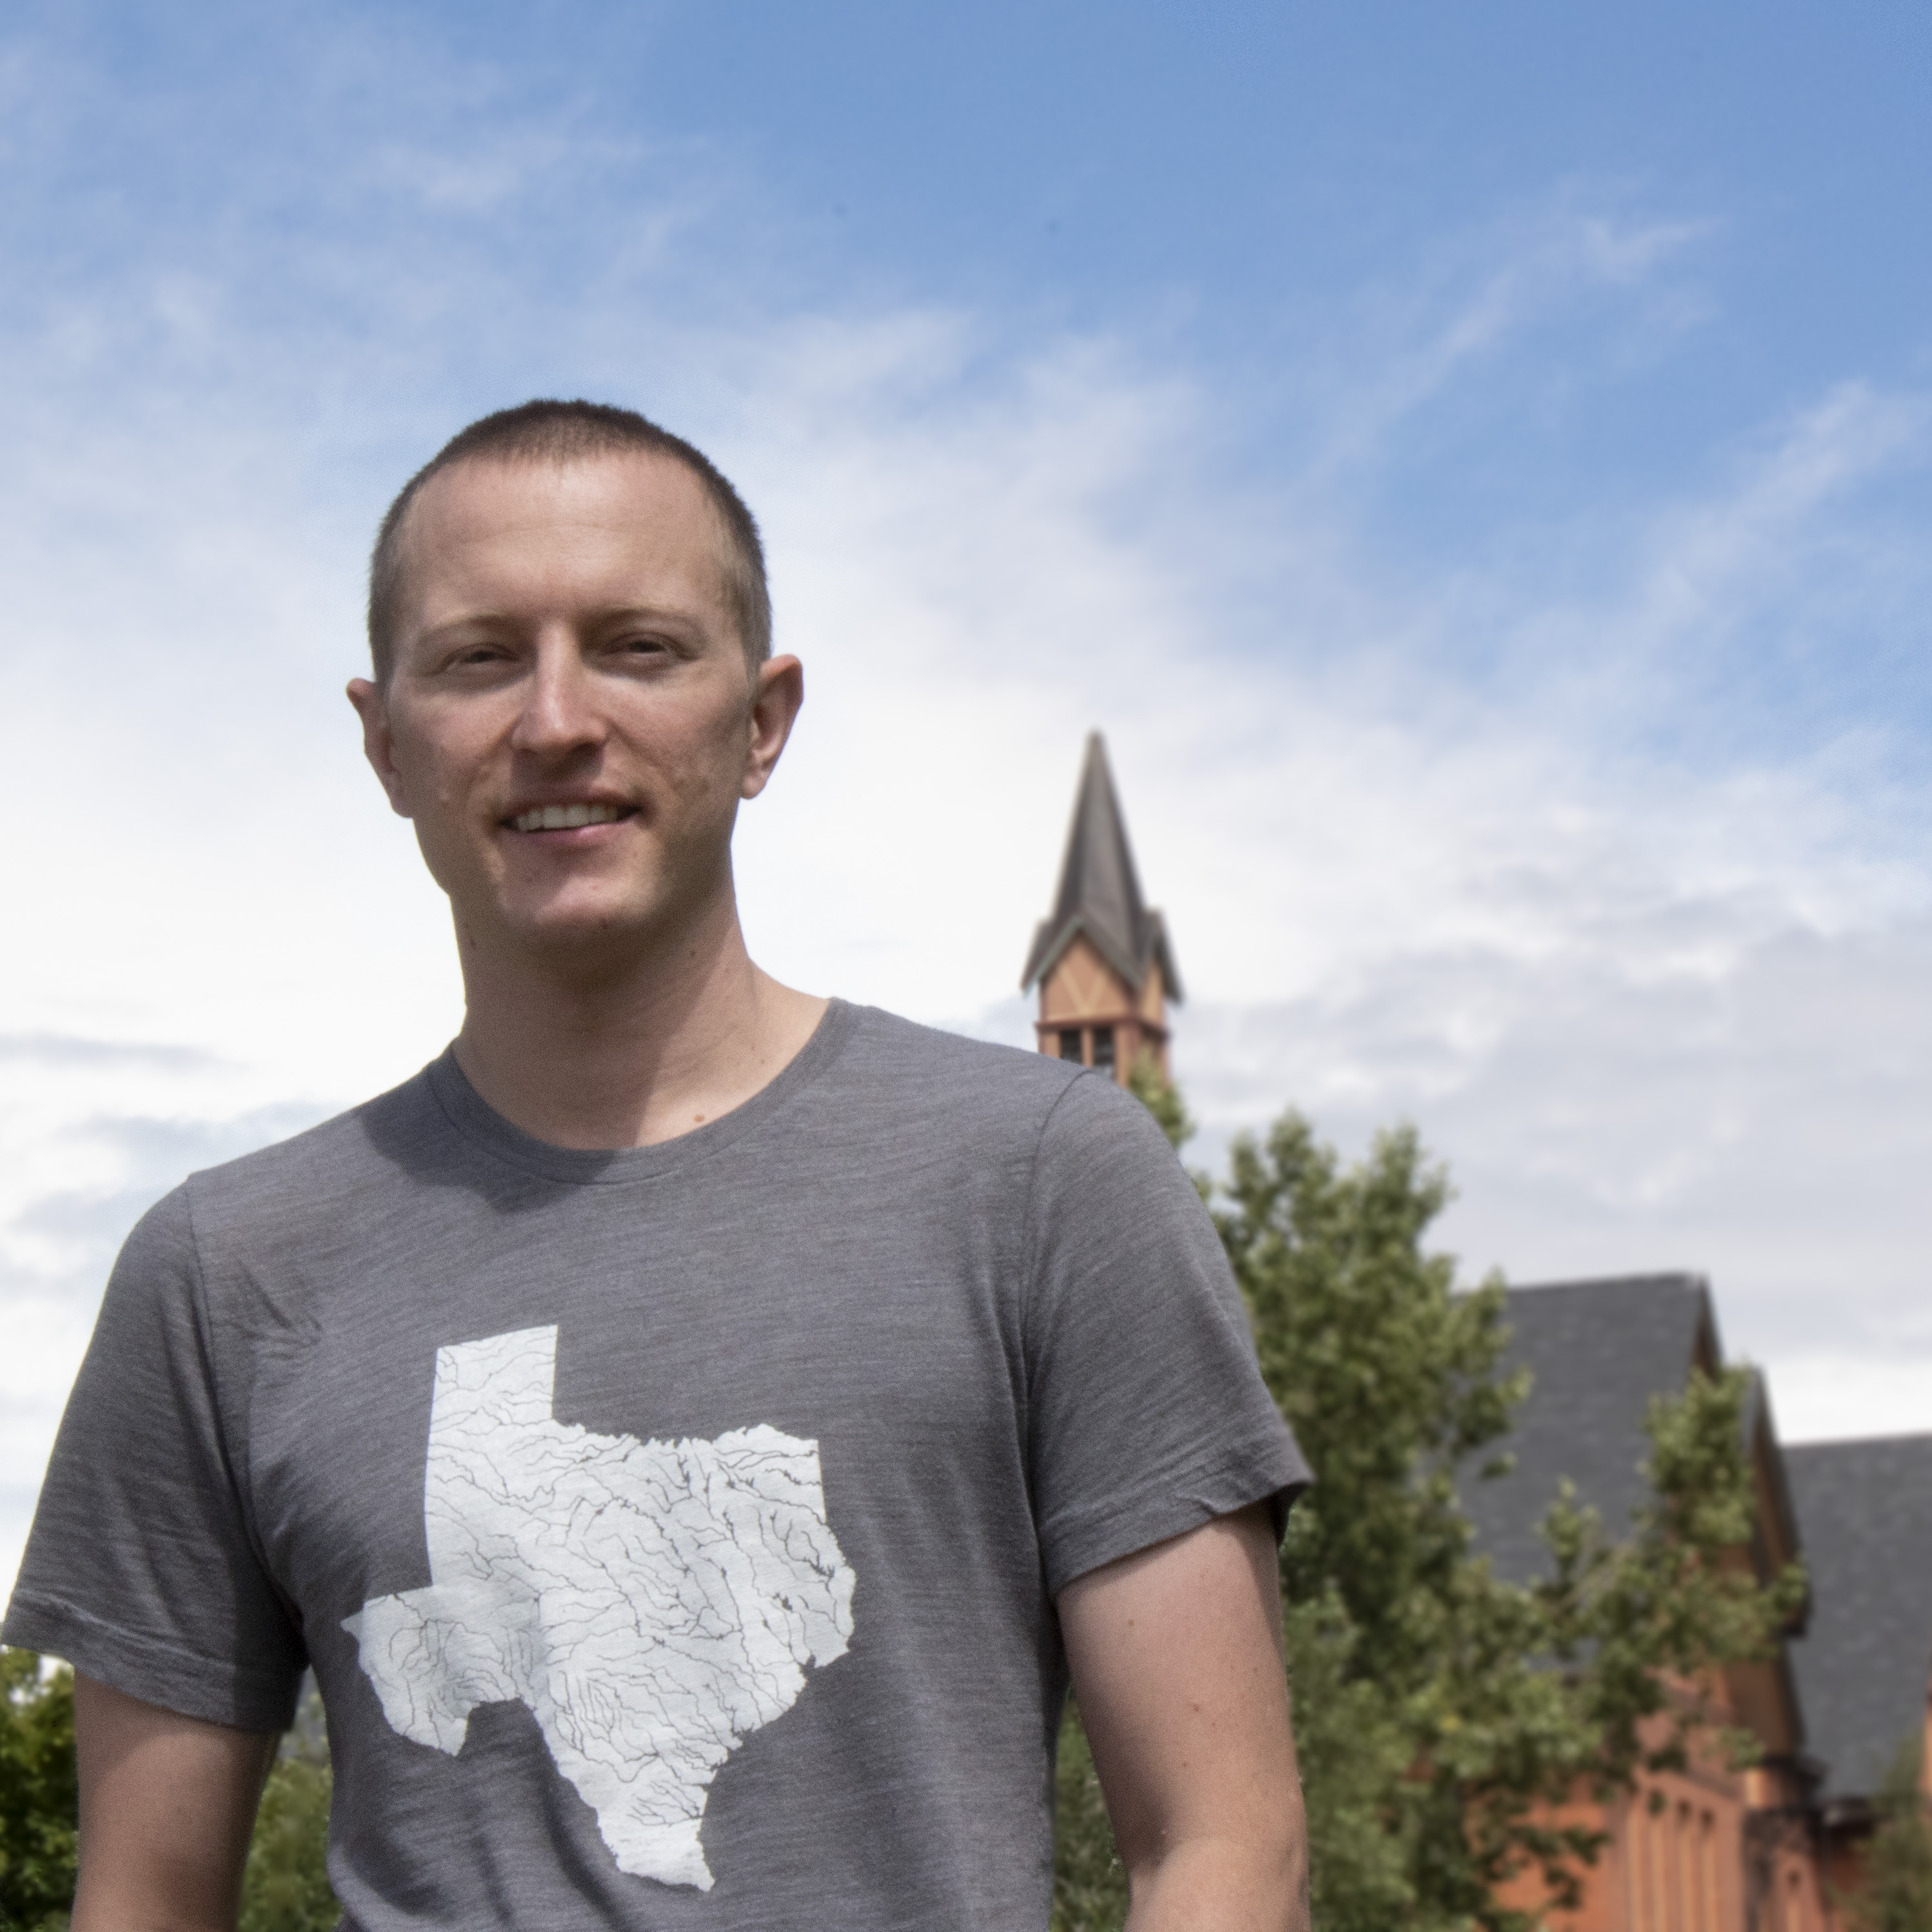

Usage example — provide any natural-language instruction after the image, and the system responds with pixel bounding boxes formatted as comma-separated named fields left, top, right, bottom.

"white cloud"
left=3, top=77, right=1931, bottom=1596
left=1171, top=914, right=1932, bottom=1427
left=0, top=1041, right=334, bottom=1578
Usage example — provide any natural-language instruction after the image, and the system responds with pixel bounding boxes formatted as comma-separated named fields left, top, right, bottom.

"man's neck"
left=449, top=894, right=829, bottom=1151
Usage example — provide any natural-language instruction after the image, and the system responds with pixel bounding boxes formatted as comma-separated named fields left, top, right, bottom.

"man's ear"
left=741, top=655, right=805, bottom=802
left=346, top=677, right=414, bottom=820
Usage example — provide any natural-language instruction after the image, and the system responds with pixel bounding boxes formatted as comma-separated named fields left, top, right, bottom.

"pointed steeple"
left=1022, top=733, right=1181, bottom=1081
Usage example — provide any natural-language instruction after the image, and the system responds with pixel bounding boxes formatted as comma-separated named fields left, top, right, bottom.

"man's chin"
left=455, top=859, right=733, bottom=974
left=508, top=911, right=658, bottom=958
left=484, top=892, right=709, bottom=974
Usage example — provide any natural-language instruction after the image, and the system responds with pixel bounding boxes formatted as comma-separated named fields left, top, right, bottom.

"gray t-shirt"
left=6, top=1001, right=1306, bottom=1931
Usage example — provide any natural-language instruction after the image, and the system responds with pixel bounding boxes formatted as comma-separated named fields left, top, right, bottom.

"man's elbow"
left=1122, top=1775, right=1311, bottom=1932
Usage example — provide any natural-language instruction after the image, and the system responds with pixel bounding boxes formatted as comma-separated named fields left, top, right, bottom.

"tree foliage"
left=237, top=1759, right=336, bottom=1932
left=0, top=1651, right=77, bottom=1932
left=1053, top=1082, right=1804, bottom=1932
left=0, top=1651, right=337, bottom=1932
left=1125, top=1054, right=1196, bottom=1166
left=1051, top=1699, right=1129, bottom=1932
left=238, top=1679, right=337, bottom=1932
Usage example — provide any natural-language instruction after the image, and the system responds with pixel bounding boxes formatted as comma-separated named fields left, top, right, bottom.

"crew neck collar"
left=424, top=998, right=857, bottom=1185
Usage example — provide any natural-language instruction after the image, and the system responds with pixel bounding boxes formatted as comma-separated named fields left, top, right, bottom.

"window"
left=1091, top=1028, right=1115, bottom=1073
left=1669, top=1793, right=1684, bottom=1932
left=1640, top=1795, right=1665, bottom=1932
left=1058, top=1029, right=1083, bottom=1063
left=1698, top=1809, right=1719, bottom=1932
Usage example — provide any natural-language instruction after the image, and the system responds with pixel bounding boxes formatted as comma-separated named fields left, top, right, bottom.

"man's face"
left=348, top=452, right=798, bottom=971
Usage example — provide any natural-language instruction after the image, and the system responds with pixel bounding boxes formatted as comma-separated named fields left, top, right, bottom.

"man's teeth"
left=511, top=802, right=625, bottom=833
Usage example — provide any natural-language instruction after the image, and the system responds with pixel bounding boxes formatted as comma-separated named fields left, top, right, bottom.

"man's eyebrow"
left=413, top=602, right=710, bottom=645
left=591, top=604, right=710, bottom=632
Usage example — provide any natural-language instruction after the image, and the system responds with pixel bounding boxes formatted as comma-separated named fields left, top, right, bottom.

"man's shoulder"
left=823, top=1003, right=1161, bottom=1149
left=836, top=1003, right=1060, bottom=1078
left=177, top=1061, right=446, bottom=1232
left=830, top=1004, right=1081, bottom=1113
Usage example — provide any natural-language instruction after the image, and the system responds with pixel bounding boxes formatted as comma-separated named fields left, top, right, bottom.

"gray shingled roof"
left=1020, top=732, right=1181, bottom=999
left=1461, top=1274, right=1719, bottom=1585
left=1784, top=1435, right=1932, bottom=1806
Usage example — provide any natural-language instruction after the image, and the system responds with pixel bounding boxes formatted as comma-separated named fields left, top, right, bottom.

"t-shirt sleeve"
left=1021, top=1073, right=1310, bottom=1597
left=1, top=1185, right=306, bottom=1731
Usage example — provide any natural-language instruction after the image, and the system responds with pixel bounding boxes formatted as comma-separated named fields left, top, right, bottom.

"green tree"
left=1223, top=1107, right=1802, bottom=1931
left=0, top=1650, right=77, bottom=1931
left=1052, top=1079, right=1803, bottom=1932
left=1051, top=1699, right=1128, bottom=1932
left=1125, top=1054, right=1196, bottom=1167
left=1843, top=1740, right=1932, bottom=1932
left=0, top=1651, right=338, bottom=1932
left=239, top=1679, right=337, bottom=1932
left=237, top=1760, right=336, bottom=1932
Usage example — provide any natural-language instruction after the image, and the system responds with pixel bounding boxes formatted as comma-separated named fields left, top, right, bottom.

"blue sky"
left=4, top=1, right=1931, bottom=1580
left=11, top=2, right=1929, bottom=760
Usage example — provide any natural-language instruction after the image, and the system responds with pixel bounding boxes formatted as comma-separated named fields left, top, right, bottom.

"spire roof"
left=1020, top=732, right=1182, bottom=999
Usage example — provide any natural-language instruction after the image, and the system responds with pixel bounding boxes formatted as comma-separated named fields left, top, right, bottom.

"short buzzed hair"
left=367, top=399, right=772, bottom=685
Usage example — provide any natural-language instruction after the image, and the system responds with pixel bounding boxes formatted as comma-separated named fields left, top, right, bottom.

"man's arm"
left=72, top=1673, right=278, bottom=1932
left=1058, top=1503, right=1310, bottom=1932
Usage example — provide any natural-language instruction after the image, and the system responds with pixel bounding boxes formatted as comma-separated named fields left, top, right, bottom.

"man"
left=6, top=401, right=1312, bottom=1931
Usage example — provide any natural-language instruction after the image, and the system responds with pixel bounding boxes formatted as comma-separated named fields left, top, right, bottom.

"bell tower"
left=1021, top=732, right=1182, bottom=1082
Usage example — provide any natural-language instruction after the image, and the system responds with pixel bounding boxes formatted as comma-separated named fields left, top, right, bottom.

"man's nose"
left=511, top=639, right=606, bottom=755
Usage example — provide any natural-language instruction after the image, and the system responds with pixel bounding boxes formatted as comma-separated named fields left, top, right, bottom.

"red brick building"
left=1468, top=1277, right=1828, bottom=1932
left=1469, top=1279, right=1932, bottom=1931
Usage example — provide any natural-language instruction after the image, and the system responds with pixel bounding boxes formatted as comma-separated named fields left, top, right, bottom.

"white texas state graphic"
left=342, top=1325, right=856, bottom=1892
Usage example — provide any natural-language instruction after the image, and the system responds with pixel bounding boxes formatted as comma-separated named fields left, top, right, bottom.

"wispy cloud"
left=1619, top=379, right=1929, bottom=659
left=0, top=1036, right=222, bottom=1070
left=3, top=11, right=1931, bottom=1598
left=1296, top=199, right=1713, bottom=475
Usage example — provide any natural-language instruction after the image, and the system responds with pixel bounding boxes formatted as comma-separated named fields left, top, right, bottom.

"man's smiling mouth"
left=508, top=802, right=632, bottom=833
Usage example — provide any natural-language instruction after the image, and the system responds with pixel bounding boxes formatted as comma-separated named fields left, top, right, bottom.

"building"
left=1465, top=1279, right=1932, bottom=1931
left=1465, top=1276, right=1828, bottom=1932
left=1021, top=732, right=1180, bottom=1081
left=1784, top=1435, right=1932, bottom=1911
left=1021, top=735, right=1932, bottom=1929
